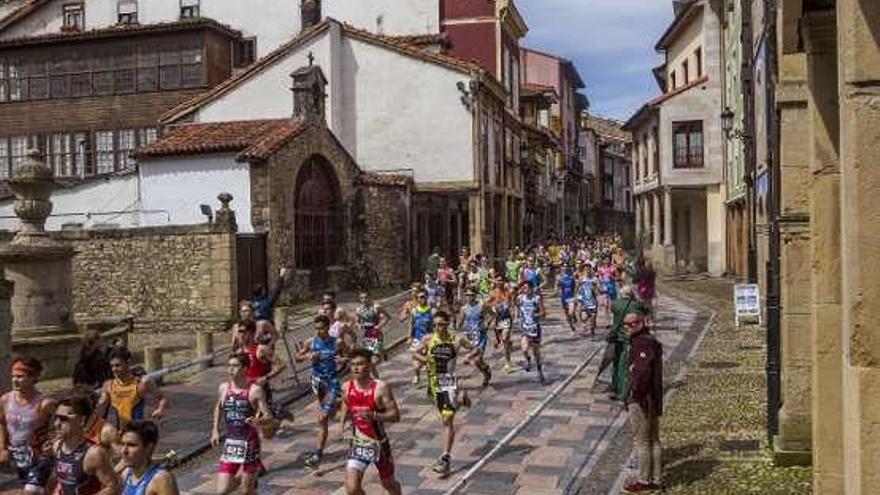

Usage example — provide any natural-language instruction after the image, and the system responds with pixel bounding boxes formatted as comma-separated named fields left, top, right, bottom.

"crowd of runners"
left=0, top=233, right=662, bottom=495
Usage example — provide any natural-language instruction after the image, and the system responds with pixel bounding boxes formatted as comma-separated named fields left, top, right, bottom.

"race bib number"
left=9, top=445, right=33, bottom=469
left=221, top=438, right=249, bottom=464
left=498, top=319, right=511, bottom=329
left=438, top=373, right=457, bottom=394
left=362, top=338, right=380, bottom=353
left=348, top=439, right=380, bottom=464
left=311, top=375, right=323, bottom=395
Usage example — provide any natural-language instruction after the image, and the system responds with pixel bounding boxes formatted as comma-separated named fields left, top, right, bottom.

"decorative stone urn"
left=0, top=149, right=80, bottom=378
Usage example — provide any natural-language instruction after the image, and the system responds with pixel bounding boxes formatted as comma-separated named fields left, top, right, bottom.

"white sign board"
left=734, top=283, right=762, bottom=326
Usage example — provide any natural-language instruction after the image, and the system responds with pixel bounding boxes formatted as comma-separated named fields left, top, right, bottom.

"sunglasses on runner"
left=53, top=414, right=76, bottom=423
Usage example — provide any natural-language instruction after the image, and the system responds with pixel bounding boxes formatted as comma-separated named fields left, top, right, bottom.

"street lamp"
left=721, top=107, right=750, bottom=142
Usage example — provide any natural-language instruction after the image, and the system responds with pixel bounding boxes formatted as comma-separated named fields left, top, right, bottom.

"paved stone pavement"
left=176, top=290, right=704, bottom=495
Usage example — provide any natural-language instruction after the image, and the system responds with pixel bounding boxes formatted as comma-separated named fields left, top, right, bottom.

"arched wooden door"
left=294, top=157, right=342, bottom=282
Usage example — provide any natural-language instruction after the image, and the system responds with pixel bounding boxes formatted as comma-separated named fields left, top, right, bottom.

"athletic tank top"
left=1, top=392, right=43, bottom=447
left=221, top=383, right=260, bottom=463
left=427, top=333, right=457, bottom=377
left=523, top=268, right=539, bottom=286
left=580, top=277, right=597, bottom=302
left=518, top=295, right=541, bottom=334
left=558, top=273, right=576, bottom=299
left=411, top=306, right=433, bottom=340
left=311, top=336, right=337, bottom=380
left=56, top=442, right=101, bottom=495
left=123, top=464, right=163, bottom=495
left=243, top=345, right=271, bottom=382
left=345, top=380, right=386, bottom=442
left=358, top=305, right=379, bottom=338
left=462, top=302, right=485, bottom=335
left=109, top=377, right=144, bottom=425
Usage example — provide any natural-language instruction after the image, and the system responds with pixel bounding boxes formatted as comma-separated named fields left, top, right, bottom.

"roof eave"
left=654, top=2, right=702, bottom=52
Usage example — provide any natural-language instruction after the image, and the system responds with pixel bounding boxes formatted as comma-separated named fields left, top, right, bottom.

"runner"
left=504, top=250, right=524, bottom=286
left=0, top=358, right=57, bottom=494
left=210, top=353, right=273, bottom=495
left=576, top=265, right=601, bottom=336
left=556, top=265, right=578, bottom=333
left=356, top=291, right=392, bottom=374
left=456, top=288, right=493, bottom=387
left=119, top=420, right=179, bottom=495
left=516, top=282, right=547, bottom=384
left=424, top=273, right=442, bottom=309
left=339, top=348, right=402, bottom=495
left=331, top=307, right=359, bottom=350
left=521, top=258, right=542, bottom=290
left=436, top=258, right=457, bottom=313
left=296, top=315, right=347, bottom=469
left=231, top=302, right=277, bottom=350
left=487, top=276, right=516, bottom=373
left=413, top=310, right=482, bottom=477
left=98, top=347, right=168, bottom=441
left=406, top=292, right=435, bottom=386
left=52, top=395, right=121, bottom=495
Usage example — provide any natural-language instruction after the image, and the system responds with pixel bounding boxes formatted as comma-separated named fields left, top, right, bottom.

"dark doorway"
left=237, top=234, right=267, bottom=303
left=294, top=156, right=342, bottom=287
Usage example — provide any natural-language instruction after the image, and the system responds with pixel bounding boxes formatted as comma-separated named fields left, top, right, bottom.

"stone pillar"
left=838, top=1, right=880, bottom=492
left=635, top=195, right=642, bottom=239
left=663, top=187, right=673, bottom=246
left=705, top=185, right=726, bottom=276
left=796, top=10, right=840, bottom=469
left=652, top=192, right=661, bottom=247
left=468, top=193, right=484, bottom=253
left=776, top=51, right=816, bottom=470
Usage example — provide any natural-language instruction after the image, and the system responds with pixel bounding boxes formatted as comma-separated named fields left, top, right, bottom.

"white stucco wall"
left=0, top=173, right=141, bottom=231
left=139, top=154, right=253, bottom=232
left=342, top=36, right=474, bottom=183
left=324, top=0, right=439, bottom=35
left=196, top=28, right=334, bottom=125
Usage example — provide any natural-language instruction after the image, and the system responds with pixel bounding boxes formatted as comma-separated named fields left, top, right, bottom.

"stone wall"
left=55, top=225, right=236, bottom=334
left=361, top=182, right=412, bottom=287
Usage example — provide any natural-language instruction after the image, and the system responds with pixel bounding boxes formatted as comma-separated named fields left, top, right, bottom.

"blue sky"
left=517, top=0, right=674, bottom=121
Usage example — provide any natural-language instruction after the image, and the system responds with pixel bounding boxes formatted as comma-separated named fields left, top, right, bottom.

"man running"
left=340, top=348, right=402, bottom=495
left=356, top=292, right=391, bottom=373
left=556, top=265, right=578, bottom=333
left=0, top=358, right=57, bottom=494
left=456, top=288, right=493, bottom=386
left=406, top=292, right=435, bottom=386
left=516, top=282, right=547, bottom=384
left=576, top=265, right=601, bottom=336
left=53, top=395, right=121, bottom=495
left=521, top=258, right=542, bottom=291
left=505, top=251, right=523, bottom=286
left=436, top=258, right=457, bottom=313
left=487, top=277, right=516, bottom=373
left=99, top=347, right=168, bottom=441
left=296, top=315, right=347, bottom=469
left=210, top=354, right=273, bottom=495
left=119, top=421, right=179, bottom=495
left=414, top=311, right=482, bottom=477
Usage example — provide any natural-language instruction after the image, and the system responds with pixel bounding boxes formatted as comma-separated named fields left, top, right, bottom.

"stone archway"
left=294, top=155, right=343, bottom=283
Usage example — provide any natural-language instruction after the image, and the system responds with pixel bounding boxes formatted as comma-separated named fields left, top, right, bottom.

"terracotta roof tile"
left=387, top=32, right=450, bottom=48
left=135, top=119, right=307, bottom=162
left=582, top=114, right=630, bottom=142
left=0, top=17, right=240, bottom=47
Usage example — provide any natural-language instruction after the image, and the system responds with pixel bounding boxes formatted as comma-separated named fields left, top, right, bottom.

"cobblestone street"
left=174, top=289, right=707, bottom=495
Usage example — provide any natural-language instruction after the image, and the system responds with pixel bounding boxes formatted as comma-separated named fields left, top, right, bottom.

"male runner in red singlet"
left=339, top=348, right=402, bottom=495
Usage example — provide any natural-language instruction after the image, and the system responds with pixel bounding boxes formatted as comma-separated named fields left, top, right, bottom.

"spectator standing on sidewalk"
left=610, top=286, right=648, bottom=401
left=622, top=312, right=663, bottom=494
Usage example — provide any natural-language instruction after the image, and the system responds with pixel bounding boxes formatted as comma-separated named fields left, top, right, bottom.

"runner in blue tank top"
left=456, top=288, right=493, bottom=387
left=296, top=315, right=347, bottom=469
left=516, top=282, right=547, bottom=385
left=408, top=292, right=435, bottom=387
left=577, top=266, right=600, bottom=337
left=120, top=421, right=178, bottom=495
left=556, top=266, right=577, bottom=333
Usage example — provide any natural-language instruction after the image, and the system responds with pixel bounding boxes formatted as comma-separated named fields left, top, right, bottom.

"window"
left=116, top=129, right=136, bottom=169
left=113, top=50, right=135, bottom=93
left=7, top=61, right=25, bottom=101
left=95, top=131, right=115, bottom=174
left=180, top=43, right=203, bottom=87
left=695, top=47, right=703, bottom=78
left=0, top=61, right=6, bottom=102
left=672, top=121, right=704, bottom=168
left=159, top=45, right=181, bottom=89
left=233, top=38, right=256, bottom=68
left=63, top=3, right=85, bottom=31
left=9, top=136, right=28, bottom=172
left=118, top=0, right=137, bottom=25
left=682, top=59, right=689, bottom=85
left=137, top=46, right=158, bottom=92
left=138, top=127, right=158, bottom=147
left=180, top=0, right=199, bottom=19
left=0, top=139, right=8, bottom=179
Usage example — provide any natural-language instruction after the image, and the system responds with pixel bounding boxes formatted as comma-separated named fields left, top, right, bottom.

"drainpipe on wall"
left=764, top=0, right=782, bottom=443
left=742, top=0, right=758, bottom=285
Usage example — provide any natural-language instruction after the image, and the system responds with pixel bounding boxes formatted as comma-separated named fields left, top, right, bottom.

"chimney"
left=291, top=57, right=328, bottom=123
left=301, top=0, right=321, bottom=30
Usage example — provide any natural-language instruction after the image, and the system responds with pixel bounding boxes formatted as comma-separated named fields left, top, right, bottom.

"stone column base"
left=772, top=436, right=812, bottom=467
